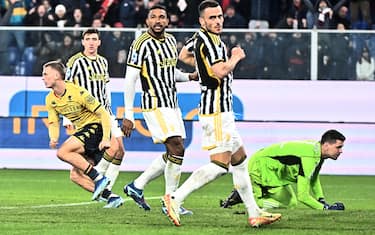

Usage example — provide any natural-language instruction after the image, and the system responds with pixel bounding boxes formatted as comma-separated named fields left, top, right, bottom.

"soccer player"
left=43, top=60, right=111, bottom=201
left=121, top=4, right=197, bottom=214
left=64, top=28, right=125, bottom=208
left=220, top=129, right=346, bottom=211
left=162, top=0, right=281, bottom=227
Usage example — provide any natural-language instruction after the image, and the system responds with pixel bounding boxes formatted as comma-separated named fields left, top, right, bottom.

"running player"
left=43, top=60, right=111, bottom=202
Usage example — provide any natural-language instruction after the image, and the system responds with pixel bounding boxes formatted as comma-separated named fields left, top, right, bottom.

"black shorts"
left=73, top=123, right=104, bottom=165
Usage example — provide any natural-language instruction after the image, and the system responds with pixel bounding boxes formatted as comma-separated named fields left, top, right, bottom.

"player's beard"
left=149, top=24, right=165, bottom=39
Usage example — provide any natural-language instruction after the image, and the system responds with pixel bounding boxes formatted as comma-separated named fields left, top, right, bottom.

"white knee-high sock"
left=232, top=159, right=261, bottom=217
left=105, top=163, right=120, bottom=190
left=94, top=158, right=110, bottom=175
left=134, top=155, right=166, bottom=190
left=164, top=158, right=182, bottom=194
left=173, top=162, right=227, bottom=204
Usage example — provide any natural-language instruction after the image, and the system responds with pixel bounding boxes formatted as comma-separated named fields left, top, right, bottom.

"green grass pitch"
left=0, top=169, right=374, bottom=235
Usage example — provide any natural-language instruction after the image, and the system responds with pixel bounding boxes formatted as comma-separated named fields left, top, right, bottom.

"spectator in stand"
left=180, top=0, right=200, bottom=27
left=7, top=0, right=27, bottom=58
left=23, top=3, right=57, bottom=75
left=356, top=46, right=375, bottom=80
left=285, top=33, right=309, bottom=80
left=249, top=0, right=271, bottom=24
left=24, top=2, right=54, bottom=25
left=261, top=32, right=287, bottom=79
left=237, top=32, right=264, bottom=79
left=91, top=13, right=111, bottom=28
left=49, top=4, right=67, bottom=27
left=169, top=12, right=182, bottom=28
left=59, top=0, right=91, bottom=19
left=110, top=49, right=127, bottom=77
left=331, top=5, right=351, bottom=29
left=32, top=30, right=58, bottom=76
left=57, top=33, right=80, bottom=64
left=350, top=0, right=372, bottom=29
left=65, top=8, right=91, bottom=43
left=229, top=0, right=250, bottom=24
left=303, top=0, right=347, bottom=29
left=326, top=30, right=353, bottom=80
left=119, top=0, right=147, bottom=27
left=65, top=7, right=90, bottom=27
left=276, top=0, right=308, bottom=29
left=223, top=4, right=247, bottom=28
left=101, top=28, right=127, bottom=73
left=309, top=0, right=334, bottom=29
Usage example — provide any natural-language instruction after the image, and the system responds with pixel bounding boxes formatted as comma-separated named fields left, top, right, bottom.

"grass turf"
left=0, top=169, right=374, bottom=235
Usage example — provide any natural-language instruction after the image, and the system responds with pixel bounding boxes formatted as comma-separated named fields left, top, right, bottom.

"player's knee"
left=166, top=136, right=185, bottom=156
left=56, top=149, right=66, bottom=161
left=211, top=160, right=230, bottom=171
left=115, top=147, right=125, bottom=159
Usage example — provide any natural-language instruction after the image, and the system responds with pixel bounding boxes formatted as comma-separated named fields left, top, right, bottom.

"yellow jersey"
left=46, top=82, right=102, bottom=131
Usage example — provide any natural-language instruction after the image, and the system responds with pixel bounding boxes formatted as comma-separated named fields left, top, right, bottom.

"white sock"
left=164, top=159, right=182, bottom=194
left=232, top=159, right=261, bottom=217
left=173, top=162, right=227, bottom=204
left=94, top=157, right=111, bottom=175
left=105, top=163, right=120, bottom=190
left=134, top=155, right=166, bottom=190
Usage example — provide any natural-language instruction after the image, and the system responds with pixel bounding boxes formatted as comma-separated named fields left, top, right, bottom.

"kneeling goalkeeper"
left=221, top=129, right=346, bottom=211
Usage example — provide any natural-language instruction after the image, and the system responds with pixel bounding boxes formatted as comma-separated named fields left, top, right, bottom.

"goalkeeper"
left=220, top=129, right=346, bottom=210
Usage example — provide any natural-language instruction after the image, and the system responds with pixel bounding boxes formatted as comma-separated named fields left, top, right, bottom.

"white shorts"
left=143, top=107, right=186, bottom=143
left=199, top=112, right=243, bottom=155
left=111, top=115, right=123, bottom=138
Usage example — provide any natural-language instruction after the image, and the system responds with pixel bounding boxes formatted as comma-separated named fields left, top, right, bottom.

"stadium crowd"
left=0, top=0, right=375, bottom=79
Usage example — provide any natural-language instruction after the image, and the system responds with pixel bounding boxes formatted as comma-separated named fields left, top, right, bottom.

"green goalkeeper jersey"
left=248, top=140, right=325, bottom=209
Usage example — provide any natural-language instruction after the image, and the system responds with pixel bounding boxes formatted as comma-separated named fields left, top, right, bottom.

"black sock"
left=84, top=164, right=100, bottom=180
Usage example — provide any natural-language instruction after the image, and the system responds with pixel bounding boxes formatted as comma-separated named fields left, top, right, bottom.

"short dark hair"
left=321, top=129, right=346, bottom=144
left=43, top=61, right=66, bottom=78
left=148, top=4, right=167, bottom=16
left=198, top=0, right=220, bottom=16
left=82, top=28, right=100, bottom=39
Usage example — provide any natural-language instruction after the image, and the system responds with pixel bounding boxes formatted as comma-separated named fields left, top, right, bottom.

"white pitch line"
left=0, top=196, right=163, bottom=210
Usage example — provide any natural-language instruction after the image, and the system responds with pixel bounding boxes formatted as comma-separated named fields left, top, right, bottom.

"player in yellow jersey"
left=42, top=60, right=119, bottom=204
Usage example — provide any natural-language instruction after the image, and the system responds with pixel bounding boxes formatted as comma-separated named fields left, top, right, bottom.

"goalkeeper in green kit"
left=220, top=129, right=346, bottom=211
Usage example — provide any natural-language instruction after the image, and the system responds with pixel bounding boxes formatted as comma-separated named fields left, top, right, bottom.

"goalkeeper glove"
left=324, top=202, right=345, bottom=210
left=220, top=189, right=243, bottom=208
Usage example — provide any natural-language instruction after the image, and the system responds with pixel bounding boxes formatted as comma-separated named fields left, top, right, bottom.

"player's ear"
left=145, top=18, right=149, bottom=27
left=199, top=17, right=205, bottom=28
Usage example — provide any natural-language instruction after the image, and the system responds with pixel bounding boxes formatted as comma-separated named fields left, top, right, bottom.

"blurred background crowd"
left=0, top=0, right=374, bottom=80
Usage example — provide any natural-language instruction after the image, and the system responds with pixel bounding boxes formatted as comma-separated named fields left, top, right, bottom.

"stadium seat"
left=8, top=47, right=21, bottom=66
left=22, top=47, right=35, bottom=76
